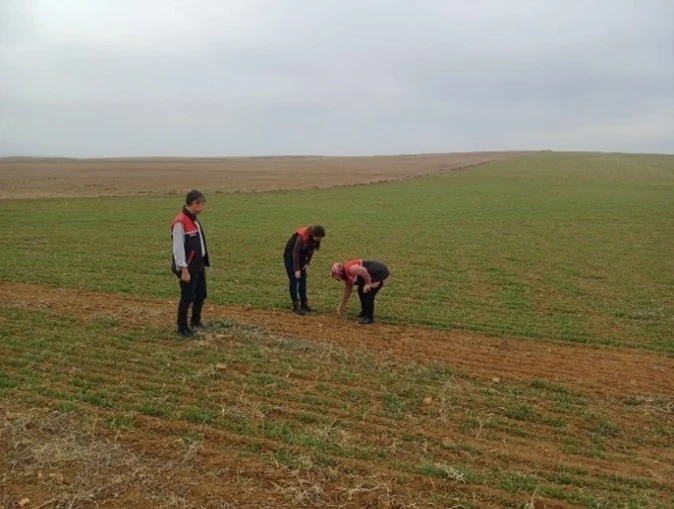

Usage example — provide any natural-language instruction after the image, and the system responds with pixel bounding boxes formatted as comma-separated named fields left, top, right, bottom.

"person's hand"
left=363, top=283, right=371, bottom=293
left=180, top=268, right=191, bottom=283
left=294, top=270, right=301, bottom=279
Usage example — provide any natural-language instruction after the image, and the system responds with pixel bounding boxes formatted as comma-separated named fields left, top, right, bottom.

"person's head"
left=309, top=224, right=326, bottom=249
left=330, top=262, right=344, bottom=281
left=185, top=189, right=206, bottom=215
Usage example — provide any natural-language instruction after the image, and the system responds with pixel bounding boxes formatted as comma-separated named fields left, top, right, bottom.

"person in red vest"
left=283, top=224, right=326, bottom=314
left=331, top=259, right=390, bottom=324
left=171, top=190, right=209, bottom=338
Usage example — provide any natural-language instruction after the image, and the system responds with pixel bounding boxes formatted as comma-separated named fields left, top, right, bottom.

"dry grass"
left=0, top=405, right=248, bottom=509
left=1, top=407, right=140, bottom=509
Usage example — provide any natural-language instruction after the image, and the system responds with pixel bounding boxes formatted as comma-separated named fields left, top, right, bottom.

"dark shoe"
left=178, top=327, right=195, bottom=338
left=292, top=300, right=306, bottom=316
left=300, top=301, right=314, bottom=313
left=357, top=310, right=366, bottom=318
left=357, top=317, right=373, bottom=325
left=191, top=322, right=206, bottom=328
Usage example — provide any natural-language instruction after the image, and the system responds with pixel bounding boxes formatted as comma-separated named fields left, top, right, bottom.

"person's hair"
left=309, top=225, right=325, bottom=238
left=309, top=224, right=325, bottom=250
left=331, top=262, right=345, bottom=279
left=185, top=189, right=206, bottom=205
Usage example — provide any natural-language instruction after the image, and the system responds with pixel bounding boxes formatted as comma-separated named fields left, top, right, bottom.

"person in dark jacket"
left=171, top=190, right=209, bottom=338
left=283, top=225, right=326, bottom=314
left=331, top=259, right=390, bottom=324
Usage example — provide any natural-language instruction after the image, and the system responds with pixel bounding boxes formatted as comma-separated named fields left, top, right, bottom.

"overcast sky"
left=1, top=0, right=672, bottom=157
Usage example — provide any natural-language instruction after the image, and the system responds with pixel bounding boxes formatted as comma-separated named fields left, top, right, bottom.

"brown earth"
left=4, top=282, right=673, bottom=398
left=2, top=282, right=673, bottom=508
left=0, top=152, right=528, bottom=199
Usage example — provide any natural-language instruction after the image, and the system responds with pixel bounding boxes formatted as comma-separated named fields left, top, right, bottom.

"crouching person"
left=330, top=259, right=390, bottom=325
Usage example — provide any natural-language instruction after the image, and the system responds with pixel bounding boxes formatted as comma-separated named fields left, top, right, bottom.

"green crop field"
left=1, top=152, right=672, bottom=350
left=1, top=152, right=673, bottom=508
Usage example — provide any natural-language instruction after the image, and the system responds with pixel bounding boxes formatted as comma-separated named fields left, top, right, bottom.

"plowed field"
left=2, top=282, right=672, bottom=508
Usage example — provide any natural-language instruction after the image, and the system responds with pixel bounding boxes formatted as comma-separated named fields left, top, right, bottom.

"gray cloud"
left=1, top=0, right=672, bottom=156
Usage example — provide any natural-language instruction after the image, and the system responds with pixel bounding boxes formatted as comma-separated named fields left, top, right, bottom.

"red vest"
left=296, top=226, right=311, bottom=245
left=171, top=211, right=207, bottom=270
left=343, top=259, right=363, bottom=285
left=171, top=211, right=199, bottom=235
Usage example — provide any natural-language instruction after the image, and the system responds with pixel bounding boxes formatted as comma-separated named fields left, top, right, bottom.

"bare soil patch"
left=3, top=282, right=671, bottom=397
left=0, top=152, right=528, bottom=199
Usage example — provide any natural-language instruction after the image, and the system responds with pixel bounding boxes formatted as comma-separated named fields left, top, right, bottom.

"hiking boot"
left=178, top=327, right=195, bottom=338
left=357, top=317, right=373, bottom=325
left=300, top=300, right=314, bottom=313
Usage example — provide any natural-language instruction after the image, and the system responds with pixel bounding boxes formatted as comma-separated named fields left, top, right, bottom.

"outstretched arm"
left=336, top=283, right=353, bottom=316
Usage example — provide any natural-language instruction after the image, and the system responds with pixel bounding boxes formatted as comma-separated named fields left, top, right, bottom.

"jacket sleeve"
left=172, top=222, right=187, bottom=268
left=292, top=236, right=303, bottom=272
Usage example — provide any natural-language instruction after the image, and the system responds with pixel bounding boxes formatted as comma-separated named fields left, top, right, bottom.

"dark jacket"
left=283, top=226, right=320, bottom=272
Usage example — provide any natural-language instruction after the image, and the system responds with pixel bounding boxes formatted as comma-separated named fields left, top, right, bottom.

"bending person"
left=331, top=259, right=390, bottom=325
left=283, top=224, right=326, bottom=314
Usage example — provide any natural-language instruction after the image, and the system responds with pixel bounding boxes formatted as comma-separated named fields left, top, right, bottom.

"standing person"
left=283, top=225, right=326, bottom=315
left=171, top=190, right=209, bottom=338
left=331, top=259, right=390, bottom=325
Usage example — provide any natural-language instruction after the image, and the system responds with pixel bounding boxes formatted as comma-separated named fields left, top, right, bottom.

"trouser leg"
left=178, top=276, right=196, bottom=330
left=190, top=271, right=207, bottom=325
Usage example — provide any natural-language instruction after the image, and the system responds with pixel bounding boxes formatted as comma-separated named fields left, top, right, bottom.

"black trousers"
left=357, top=282, right=383, bottom=320
left=177, top=270, right=207, bottom=330
left=284, top=254, right=307, bottom=302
